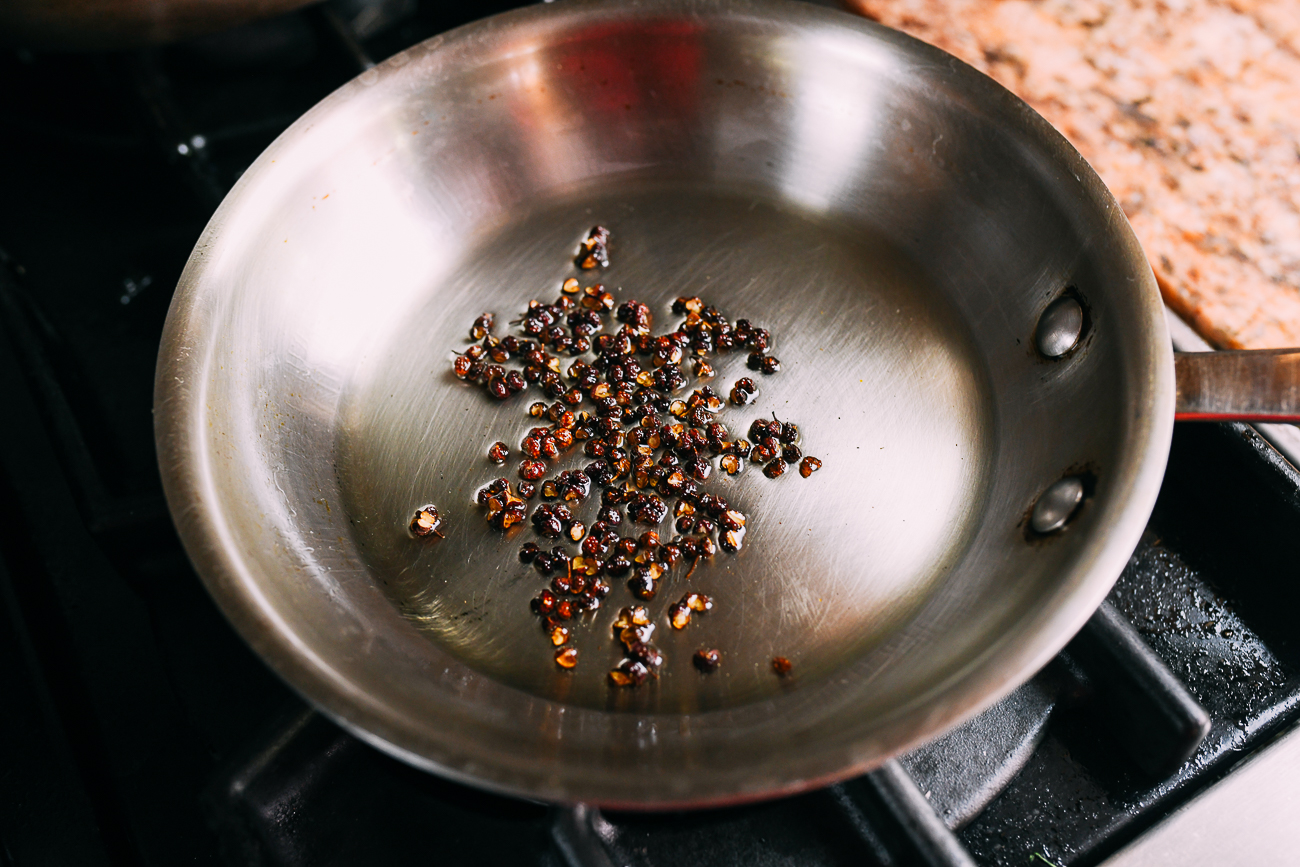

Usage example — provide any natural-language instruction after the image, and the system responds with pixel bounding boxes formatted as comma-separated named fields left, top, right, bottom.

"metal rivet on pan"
left=1035, top=295, right=1084, bottom=358
left=1030, top=477, right=1085, bottom=534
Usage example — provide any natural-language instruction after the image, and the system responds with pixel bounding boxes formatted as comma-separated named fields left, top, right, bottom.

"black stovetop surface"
left=2, top=5, right=1299, bottom=865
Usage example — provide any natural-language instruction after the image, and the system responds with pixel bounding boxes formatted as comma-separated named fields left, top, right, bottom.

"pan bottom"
left=334, top=182, right=994, bottom=713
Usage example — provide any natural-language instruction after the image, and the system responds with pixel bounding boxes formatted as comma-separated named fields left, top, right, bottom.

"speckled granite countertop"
left=846, top=0, right=1300, bottom=350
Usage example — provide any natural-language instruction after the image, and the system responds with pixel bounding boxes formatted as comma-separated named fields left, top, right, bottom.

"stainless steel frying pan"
left=153, top=0, right=1300, bottom=808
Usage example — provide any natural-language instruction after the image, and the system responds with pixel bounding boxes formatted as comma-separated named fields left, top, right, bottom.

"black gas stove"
left=3, top=4, right=1299, bottom=865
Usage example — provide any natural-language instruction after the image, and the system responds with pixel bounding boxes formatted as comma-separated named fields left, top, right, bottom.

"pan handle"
left=1174, top=349, right=1300, bottom=422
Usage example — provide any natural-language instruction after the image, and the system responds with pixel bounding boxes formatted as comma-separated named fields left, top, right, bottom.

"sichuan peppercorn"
left=555, top=646, right=579, bottom=669
left=410, top=505, right=444, bottom=538
left=470, top=312, right=493, bottom=340
left=772, top=656, right=793, bottom=676
left=626, top=641, right=664, bottom=671
left=576, top=226, right=610, bottom=270
left=685, top=593, right=713, bottom=612
left=488, top=441, right=509, bottom=463
left=609, top=659, right=649, bottom=687
left=720, top=454, right=743, bottom=474
left=519, top=459, right=547, bottom=481
left=668, top=602, right=691, bottom=630
left=693, top=649, right=721, bottom=672
left=800, top=457, right=822, bottom=478
left=763, top=459, right=787, bottom=479
left=549, top=624, right=571, bottom=646
left=531, top=589, right=556, bottom=615
left=721, top=528, right=745, bottom=552
left=781, top=444, right=802, bottom=462
left=519, top=542, right=540, bottom=563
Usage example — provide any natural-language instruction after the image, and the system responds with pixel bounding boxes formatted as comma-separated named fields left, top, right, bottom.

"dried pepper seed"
left=771, top=656, right=793, bottom=676
left=693, top=649, right=721, bottom=672
left=561, top=277, right=581, bottom=294
left=720, top=454, right=743, bottom=474
left=470, top=313, right=494, bottom=340
left=567, top=521, right=586, bottom=543
left=410, top=505, right=444, bottom=538
left=721, top=527, right=745, bottom=552
left=629, top=564, right=662, bottom=600
left=571, top=556, right=602, bottom=577
left=719, top=510, right=746, bottom=531
left=576, top=226, right=610, bottom=270
left=609, top=659, right=649, bottom=687
left=531, top=590, right=557, bottom=615
left=626, top=641, right=664, bottom=670
left=627, top=493, right=668, bottom=524
left=488, top=441, right=510, bottom=463
left=685, top=593, right=713, bottom=612
left=519, top=460, right=547, bottom=481
left=763, top=459, right=787, bottom=479
left=555, top=647, right=579, bottom=669
left=550, top=624, right=571, bottom=646
left=614, top=606, right=652, bottom=629
left=693, top=360, right=715, bottom=379
left=668, top=602, right=691, bottom=630
left=799, top=457, right=822, bottom=478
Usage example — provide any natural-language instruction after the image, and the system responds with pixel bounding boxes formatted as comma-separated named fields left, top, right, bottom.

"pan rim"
left=153, top=0, right=1175, bottom=808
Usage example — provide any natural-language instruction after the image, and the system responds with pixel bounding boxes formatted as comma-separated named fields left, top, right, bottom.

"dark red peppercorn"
left=488, top=441, right=509, bottom=463
left=532, top=589, right=556, bottom=615
left=693, top=649, right=721, bottom=672
left=763, top=459, right=787, bottom=479
left=772, top=656, right=793, bottom=676
left=782, top=444, right=802, bottom=462
left=410, top=505, right=444, bottom=538
left=519, top=543, right=540, bottom=563
left=799, top=456, right=822, bottom=478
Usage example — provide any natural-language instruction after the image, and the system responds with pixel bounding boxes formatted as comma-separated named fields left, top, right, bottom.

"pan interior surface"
left=335, top=184, right=993, bottom=712
left=156, top=0, right=1173, bottom=805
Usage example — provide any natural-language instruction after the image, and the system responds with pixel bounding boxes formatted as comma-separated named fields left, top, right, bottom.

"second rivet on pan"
left=1030, top=477, right=1085, bottom=534
left=1035, top=295, right=1084, bottom=358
